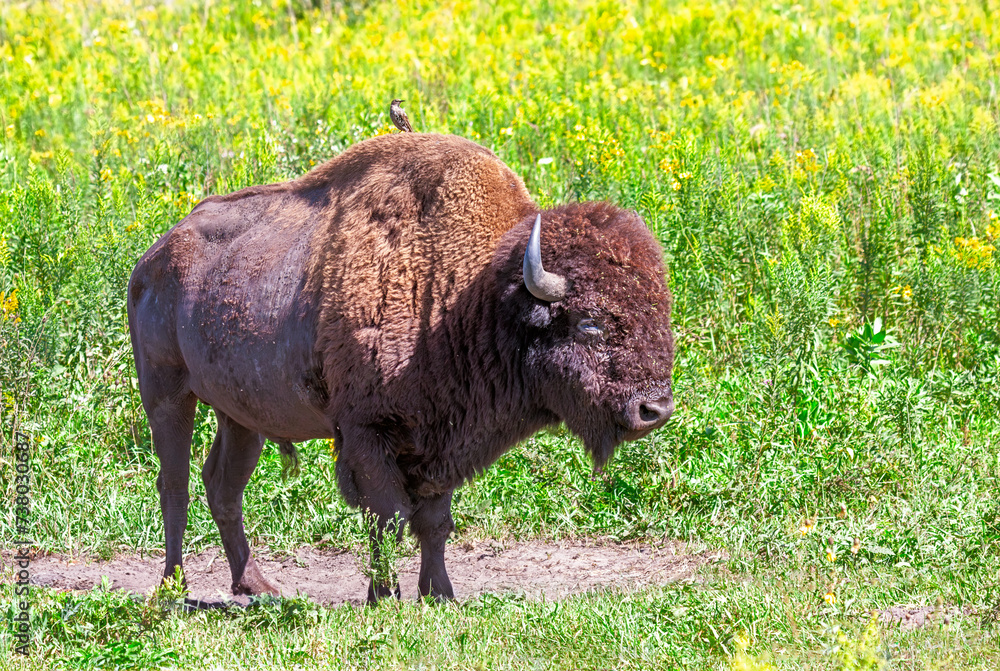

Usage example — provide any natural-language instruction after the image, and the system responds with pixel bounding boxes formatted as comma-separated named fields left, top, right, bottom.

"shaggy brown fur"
left=128, top=133, right=674, bottom=604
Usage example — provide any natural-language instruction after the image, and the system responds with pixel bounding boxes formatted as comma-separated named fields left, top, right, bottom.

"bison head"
left=497, top=202, right=675, bottom=469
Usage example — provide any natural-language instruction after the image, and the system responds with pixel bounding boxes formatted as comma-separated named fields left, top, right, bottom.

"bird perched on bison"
left=127, top=133, right=675, bottom=603
left=389, top=99, right=413, bottom=132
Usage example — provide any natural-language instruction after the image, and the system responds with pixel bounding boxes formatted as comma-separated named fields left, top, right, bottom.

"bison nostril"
left=629, top=396, right=673, bottom=429
left=639, top=404, right=660, bottom=423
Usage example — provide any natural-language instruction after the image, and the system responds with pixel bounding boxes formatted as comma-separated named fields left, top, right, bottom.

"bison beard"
left=128, top=133, right=674, bottom=603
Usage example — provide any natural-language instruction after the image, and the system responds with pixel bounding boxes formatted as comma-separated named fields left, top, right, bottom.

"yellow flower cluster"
left=728, top=632, right=777, bottom=671
left=1, top=288, right=20, bottom=322
left=953, top=236, right=995, bottom=270
left=137, top=99, right=208, bottom=131
left=795, top=149, right=821, bottom=172
left=987, top=211, right=1000, bottom=240
left=567, top=123, right=626, bottom=183
left=791, top=148, right=822, bottom=181
left=658, top=157, right=680, bottom=174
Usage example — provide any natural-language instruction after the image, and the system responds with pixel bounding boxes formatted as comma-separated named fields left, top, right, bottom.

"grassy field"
left=2, top=0, right=1000, bottom=667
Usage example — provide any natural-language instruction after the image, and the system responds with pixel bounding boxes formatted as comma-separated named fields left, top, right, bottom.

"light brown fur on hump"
left=303, top=133, right=536, bottom=393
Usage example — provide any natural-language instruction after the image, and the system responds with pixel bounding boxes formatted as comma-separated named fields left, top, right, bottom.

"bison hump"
left=310, top=134, right=535, bottom=386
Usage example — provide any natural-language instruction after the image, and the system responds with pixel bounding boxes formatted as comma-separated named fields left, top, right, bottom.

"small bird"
left=389, top=99, right=413, bottom=133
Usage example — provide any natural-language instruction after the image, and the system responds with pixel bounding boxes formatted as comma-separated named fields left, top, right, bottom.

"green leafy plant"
left=842, top=318, right=899, bottom=374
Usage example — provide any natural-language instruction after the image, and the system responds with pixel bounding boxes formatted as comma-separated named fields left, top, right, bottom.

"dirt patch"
left=879, top=604, right=975, bottom=630
left=6, top=539, right=722, bottom=607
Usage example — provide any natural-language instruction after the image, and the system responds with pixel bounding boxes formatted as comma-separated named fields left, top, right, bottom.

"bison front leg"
left=410, top=491, right=456, bottom=601
left=202, top=411, right=279, bottom=597
left=358, top=477, right=415, bottom=603
left=365, top=505, right=407, bottom=603
left=338, top=430, right=414, bottom=604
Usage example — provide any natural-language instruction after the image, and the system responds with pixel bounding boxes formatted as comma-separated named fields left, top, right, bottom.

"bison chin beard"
left=569, top=415, right=627, bottom=473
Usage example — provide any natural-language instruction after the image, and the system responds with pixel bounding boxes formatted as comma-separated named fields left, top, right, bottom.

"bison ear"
left=523, top=214, right=568, bottom=302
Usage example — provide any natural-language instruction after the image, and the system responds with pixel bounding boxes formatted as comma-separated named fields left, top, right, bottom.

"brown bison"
left=128, top=133, right=674, bottom=603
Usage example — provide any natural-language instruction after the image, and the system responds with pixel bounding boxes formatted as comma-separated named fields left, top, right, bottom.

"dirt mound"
left=12, top=539, right=721, bottom=606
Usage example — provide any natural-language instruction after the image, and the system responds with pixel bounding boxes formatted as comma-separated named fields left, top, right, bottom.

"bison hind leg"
left=202, top=410, right=280, bottom=597
left=133, top=360, right=198, bottom=592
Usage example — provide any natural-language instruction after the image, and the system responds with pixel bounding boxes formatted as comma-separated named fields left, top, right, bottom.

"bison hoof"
left=233, top=575, right=281, bottom=597
left=232, top=560, right=281, bottom=596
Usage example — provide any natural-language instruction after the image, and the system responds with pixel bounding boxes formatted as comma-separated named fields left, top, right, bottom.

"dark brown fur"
left=128, top=133, right=674, bottom=603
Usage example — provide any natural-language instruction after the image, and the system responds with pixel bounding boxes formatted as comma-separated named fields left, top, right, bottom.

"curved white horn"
left=523, top=214, right=568, bottom=302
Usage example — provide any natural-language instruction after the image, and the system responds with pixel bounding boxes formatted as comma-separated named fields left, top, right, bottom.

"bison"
left=127, top=132, right=674, bottom=603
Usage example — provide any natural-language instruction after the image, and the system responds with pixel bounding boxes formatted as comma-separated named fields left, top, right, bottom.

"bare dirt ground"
left=878, top=604, right=977, bottom=631
left=8, top=538, right=724, bottom=607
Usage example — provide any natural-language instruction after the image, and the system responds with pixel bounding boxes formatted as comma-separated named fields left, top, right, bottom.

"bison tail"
left=277, top=440, right=301, bottom=480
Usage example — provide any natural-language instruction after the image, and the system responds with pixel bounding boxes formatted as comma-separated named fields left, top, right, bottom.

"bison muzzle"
left=127, top=133, right=675, bottom=603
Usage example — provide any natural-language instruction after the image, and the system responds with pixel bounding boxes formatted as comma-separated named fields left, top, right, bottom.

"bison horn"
left=523, top=214, right=568, bottom=302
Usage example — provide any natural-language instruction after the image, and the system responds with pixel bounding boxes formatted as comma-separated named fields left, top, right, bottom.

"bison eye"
left=577, top=317, right=606, bottom=339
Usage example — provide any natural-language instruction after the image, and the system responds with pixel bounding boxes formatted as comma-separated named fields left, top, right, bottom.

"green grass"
left=3, top=565, right=1000, bottom=669
left=2, top=0, right=1000, bottom=667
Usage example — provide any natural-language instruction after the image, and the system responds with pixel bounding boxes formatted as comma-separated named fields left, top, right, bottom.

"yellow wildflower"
left=1, top=289, right=20, bottom=322
left=987, top=211, right=999, bottom=240
left=658, top=157, right=679, bottom=174
left=705, top=54, right=732, bottom=71
left=799, top=516, right=816, bottom=535
left=953, top=236, right=995, bottom=270
left=795, top=148, right=821, bottom=173
left=823, top=591, right=836, bottom=605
